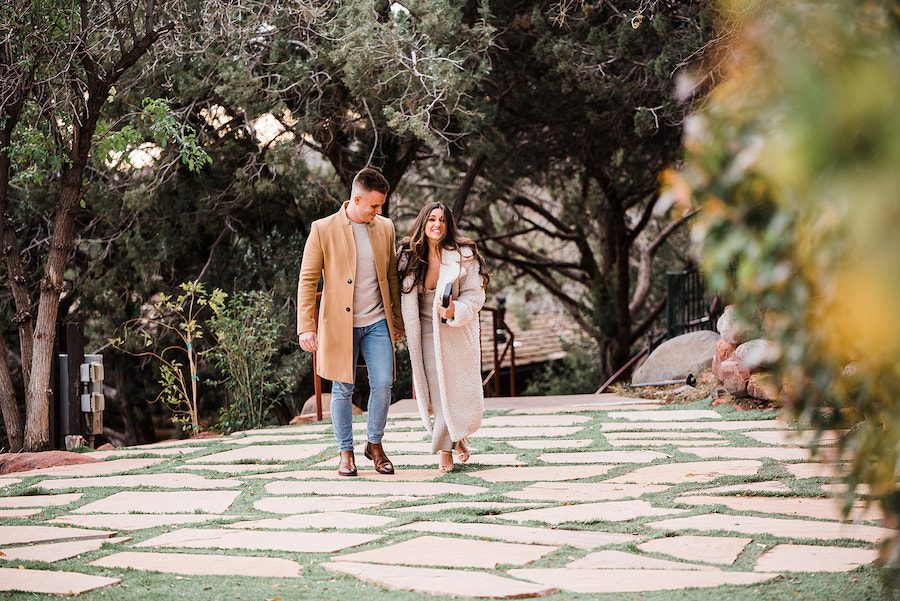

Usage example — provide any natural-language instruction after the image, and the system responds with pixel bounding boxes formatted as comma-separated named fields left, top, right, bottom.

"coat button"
left=345, top=307, right=351, bottom=312
left=347, top=279, right=352, bottom=284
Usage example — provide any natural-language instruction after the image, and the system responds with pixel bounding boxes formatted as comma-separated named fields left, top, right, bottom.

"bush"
left=524, top=338, right=605, bottom=396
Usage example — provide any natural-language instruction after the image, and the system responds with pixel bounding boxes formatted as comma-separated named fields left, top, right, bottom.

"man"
left=297, top=168, right=404, bottom=476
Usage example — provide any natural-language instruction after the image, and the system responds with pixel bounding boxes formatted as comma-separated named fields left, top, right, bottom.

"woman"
left=398, top=202, right=489, bottom=472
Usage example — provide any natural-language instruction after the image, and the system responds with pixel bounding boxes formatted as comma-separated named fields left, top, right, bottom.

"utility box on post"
left=80, top=353, right=104, bottom=441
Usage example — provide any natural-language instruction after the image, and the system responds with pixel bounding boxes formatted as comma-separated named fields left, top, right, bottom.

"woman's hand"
left=437, top=296, right=455, bottom=321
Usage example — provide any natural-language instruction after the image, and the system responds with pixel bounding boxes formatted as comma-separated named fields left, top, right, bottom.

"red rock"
left=96, top=443, right=115, bottom=451
left=190, top=432, right=222, bottom=440
left=0, top=451, right=100, bottom=476
left=718, top=359, right=750, bottom=397
left=747, top=373, right=779, bottom=401
left=712, top=339, right=737, bottom=379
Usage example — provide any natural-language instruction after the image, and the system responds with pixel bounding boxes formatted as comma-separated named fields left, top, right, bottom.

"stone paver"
left=504, top=482, right=669, bottom=502
left=84, top=447, right=197, bottom=459
left=0, top=493, right=82, bottom=507
left=480, top=415, right=591, bottom=427
left=0, top=478, right=21, bottom=487
left=678, top=446, right=810, bottom=461
left=0, top=509, right=40, bottom=518
left=606, top=410, right=723, bottom=421
left=228, top=512, right=396, bottom=530
left=254, top=496, right=415, bottom=514
left=506, top=439, right=592, bottom=449
left=607, top=460, right=762, bottom=484
left=649, top=513, right=896, bottom=544
left=0, top=525, right=115, bottom=546
left=692, top=480, right=792, bottom=495
left=175, top=464, right=290, bottom=474
left=73, top=490, right=240, bottom=514
left=186, top=444, right=330, bottom=463
left=783, top=462, right=843, bottom=479
left=129, top=439, right=212, bottom=449
left=754, top=544, right=879, bottom=573
left=92, top=551, right=304, bottom=577
left=0, top=567, right=120, bottom=595
left=49, top=514, right=235, bottom=531
left=322, top=562, right=559, bottom=598
left=314, top=454, right=524, bottom=468
left=36, top=474, right=241, bottom=490
left=539, top=450, right=668, bottom=464
left=264, top=480, right=488, bottom=497
left=637, top=536, right=751, bottom=565
left=567, top=550, right=715, bottom=570
left=471, top=427, right=585, bottom=439
left=675, top=495, right=882, bottom=522
left=604, top=431, right=724, bottom=440
left=744, top=430, right=843, bottom=447
left=387, top=501, right=549, bottom=514
left=135, top=527, right=378, bottom=553
left=8, top=458, right=166, bottom=477
left=509, top=403, right=661, bottom=414
left=0, top=536, right=129, bottom=563
left=507, top=568, right=777, bottom=593
left=223, top=434, right=325, bottom=444
left=471, top=465, right=614, bottom=483
left=334, top=535, right=556, bottom=568
left=608, top=439, right=729, bottom=447
left=244, top=469, right=443, bottom=482
left=393, top=521, right=641, bottom=549
left=496, top=500, right=688, bottom=525
left=601, top=420, right=785, bottom=432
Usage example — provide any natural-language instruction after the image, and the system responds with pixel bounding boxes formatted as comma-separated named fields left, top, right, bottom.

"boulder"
left=0, top=451, right=100, bottom=476
left=734, top=339, right=780, bottom=371
left=717, top=305, right=752, bottom=346
left=631, top=330, right=720, bottom=386
left=718, top=358, right=751, bottom=397
left=712, top=339, right=737, bottom=379
left=747, top=373, right=779, bottom=401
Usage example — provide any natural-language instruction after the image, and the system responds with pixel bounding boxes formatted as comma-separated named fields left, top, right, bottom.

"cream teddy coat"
left=400, top=246, right=486, bottom=442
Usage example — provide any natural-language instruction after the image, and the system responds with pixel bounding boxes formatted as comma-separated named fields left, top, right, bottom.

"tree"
left=685, top=0, right=900, bottom=564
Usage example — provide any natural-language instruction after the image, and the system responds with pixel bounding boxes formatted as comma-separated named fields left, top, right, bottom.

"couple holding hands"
left=296, top=168, right=489, bottom=475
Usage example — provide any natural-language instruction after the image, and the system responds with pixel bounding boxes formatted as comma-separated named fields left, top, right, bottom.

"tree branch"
left=452, top=152, right=486, bottom=219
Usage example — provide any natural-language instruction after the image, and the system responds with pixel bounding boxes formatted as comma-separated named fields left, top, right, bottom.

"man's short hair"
left=352, top=168, right=390, bottom=195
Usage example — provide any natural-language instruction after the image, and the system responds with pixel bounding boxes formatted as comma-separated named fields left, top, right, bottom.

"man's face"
left=352, top=189, right=386, bottom=223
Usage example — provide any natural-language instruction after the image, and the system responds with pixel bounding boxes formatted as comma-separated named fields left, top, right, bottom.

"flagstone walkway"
left=0, top=393, right=890, bottom=599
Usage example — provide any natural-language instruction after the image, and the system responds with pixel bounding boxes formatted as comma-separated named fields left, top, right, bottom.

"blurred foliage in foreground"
left=686, top=0, right=900, bottom=563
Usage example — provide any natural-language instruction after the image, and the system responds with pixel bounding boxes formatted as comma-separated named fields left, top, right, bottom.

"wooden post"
left=65, top=323, right=84, bottom=443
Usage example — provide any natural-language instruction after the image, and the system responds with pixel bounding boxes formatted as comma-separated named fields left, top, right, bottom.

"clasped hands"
left=437, top=295, right=455, bottom=321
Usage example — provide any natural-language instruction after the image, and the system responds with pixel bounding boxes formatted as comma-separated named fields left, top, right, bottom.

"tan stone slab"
left=175, top=464, right=292, bottom=474
left=229, top=512, right=396, bottom=530
left=92, top=551, right=304, bottom=577
left=9, top=458, right=166, bottom=477
left=129, top=438, right=213, bottom=449
left=506, top=439, right=592, bottom=450
left=610, top=439, right=730, bottom=447
left=135, top=527, right=378, bottom=553
left=0, top=536, right=129, bottom=563
left=314, top=454, right=524, bottom=468
left=693, top=480, right=792, bottom=495
left=73, top=490, right=240, bottom=514
left=472, top=427, right=585, bottom=439
left=480, top=415, right=591, bottom=427
left=84, top=447, right=197, bottom=459
left=335, top=534, right=556, bottom=568
left=223, top=434, right=325, bottom=444
left=744, top=430, right=844, bottom=447
left=784, top=462, right=844, bottom=479
left=604, top=431, right=724, bottom=440
left=675, top=495, right=883, bottom=522
left=505, top=482, right=669, bottom=502
left=606, top=460, right=762, bottom=484
left=254, top=496, right=415, bottom=514
left=471, top=465, right=615, bottom=483
left=497, top=500, right=688, bottom=525
left=648, top=513, right=896, bottom=544
left=264, top=480, right=487, bottom=497
left=349, top=441, right=434, bottom=453
left=0, top=478, right=21, bottom=488
left=821, top=482, right=872, bottom=496
left=539, top=450, right=669, bottom=464
left=507, top=568, right=777, bottom=593
left=243, top=469, right=442, bottom=482
left=233, top=424, right=330, bottom=435
left=567, top=550, right=715, bottom=570
left=377, top=430, right=429, bottom=442
left=187, top=444, right=330, bottom=463
left=49, top=514, right=235, bottom=531
left=0, top=525, right=115, bottom=546
left=393, top=521, right=641, bottom=549
left=754, top=544, right=879, bottom=573
left=0, top=509, right=40, bottom=518
left=0, top=493, right=82, bottom=508
left=508, top=403, right=662, bottom=414
left=601, top=420, right=786, bottom=432
left=37, top=474, right=241, bottom=490
left=678, top=446, right=810, bottom=461
left=387, top=502, right=549, bottom=514
left=638, top=536, right=751, bottom=565
left=606, top=410, right=723, bottom=421
left=322, top=561, right=558, bottom=598
left=0, top=567, right=120, bottom=595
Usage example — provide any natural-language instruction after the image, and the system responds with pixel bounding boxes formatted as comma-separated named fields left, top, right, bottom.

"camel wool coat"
left=400, top=247, right=486, bottom=441
left=296, top=202, right=404, bottom=384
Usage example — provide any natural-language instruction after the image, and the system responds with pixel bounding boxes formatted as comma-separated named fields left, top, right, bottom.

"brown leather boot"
left=364, top=442, right=395, bottom=475
left=337, top=450, right=357, bottom=477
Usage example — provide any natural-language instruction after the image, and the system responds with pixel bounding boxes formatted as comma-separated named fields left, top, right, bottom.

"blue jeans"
left=331, top=319, right=393, bottom=451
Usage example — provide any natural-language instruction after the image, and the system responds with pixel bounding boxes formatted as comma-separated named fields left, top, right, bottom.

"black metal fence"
left=663, top=266, right=721, bottom=342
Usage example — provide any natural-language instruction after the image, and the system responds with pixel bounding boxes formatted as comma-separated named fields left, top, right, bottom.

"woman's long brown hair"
left=398, top=202, right=489, bottom=294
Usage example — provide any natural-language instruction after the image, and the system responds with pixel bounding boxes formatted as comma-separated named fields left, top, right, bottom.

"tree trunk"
left=3, top=221, right=35, bottom=391
left=0, top=334, right=23, bottom=452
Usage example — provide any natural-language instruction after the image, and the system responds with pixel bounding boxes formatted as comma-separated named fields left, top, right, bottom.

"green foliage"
left=686, top=0, right=900, bottom=560
left=524, top=338, right=605, bottom=396
left=208, top=291, right=285, bottom=434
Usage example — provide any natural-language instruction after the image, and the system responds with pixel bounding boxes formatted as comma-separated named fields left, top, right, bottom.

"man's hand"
left=298, top=331, right=319, bottom=352
left=437, top=296, right=455, bottom=321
